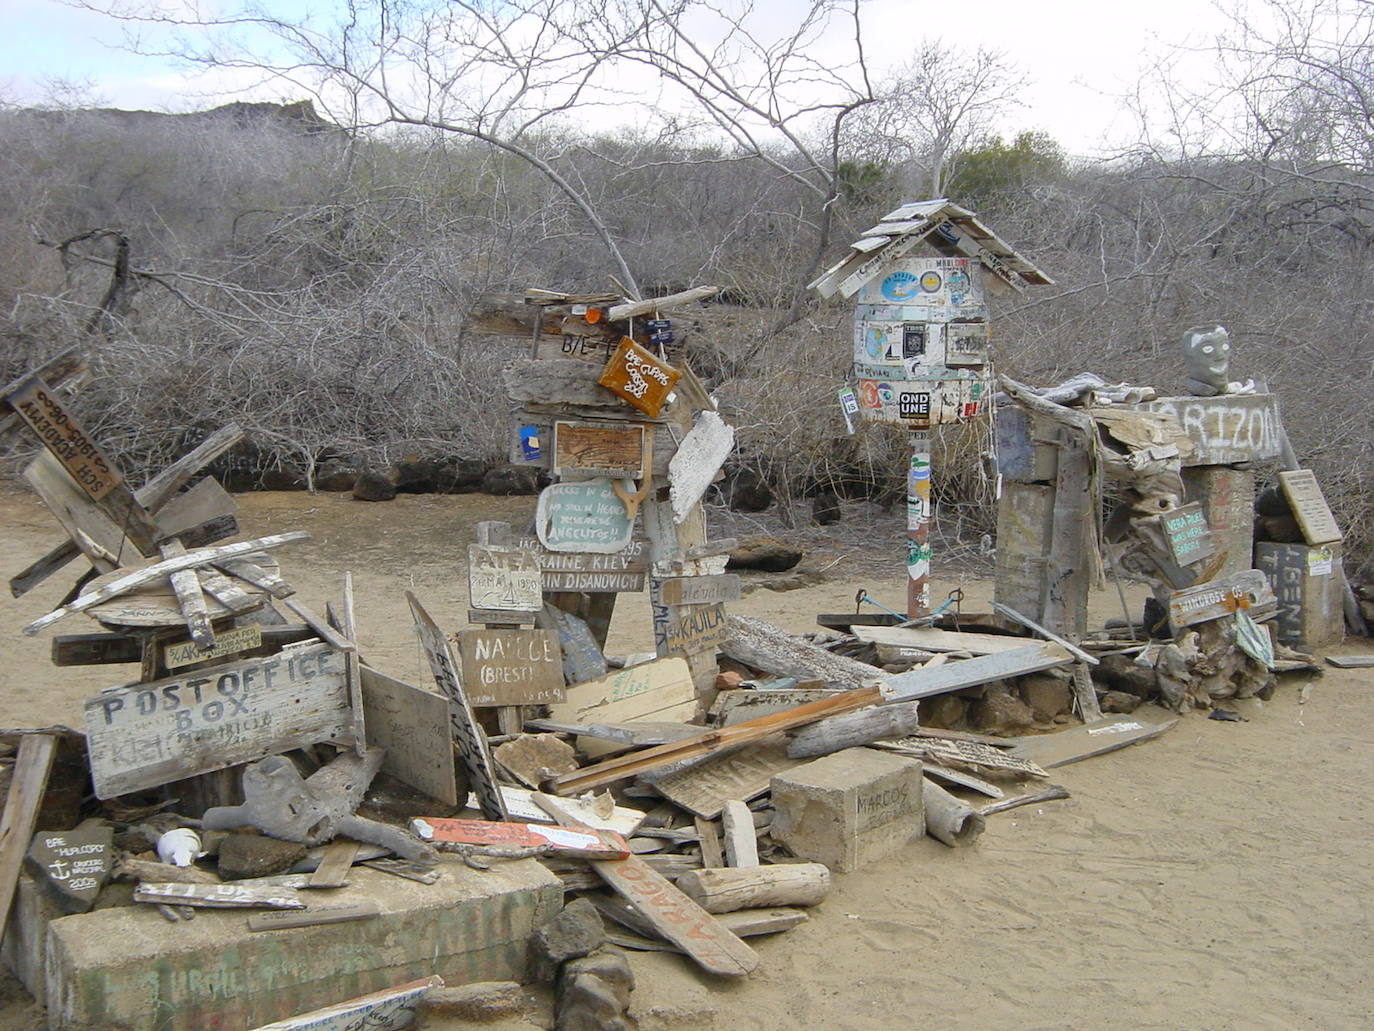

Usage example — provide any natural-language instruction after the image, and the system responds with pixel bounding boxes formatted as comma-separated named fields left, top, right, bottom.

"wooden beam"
left=0, top=735, right=58, bottom=938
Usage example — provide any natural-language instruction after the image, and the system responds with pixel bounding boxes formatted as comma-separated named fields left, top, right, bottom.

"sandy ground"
left=0, top=490, right=1371, bottom=1030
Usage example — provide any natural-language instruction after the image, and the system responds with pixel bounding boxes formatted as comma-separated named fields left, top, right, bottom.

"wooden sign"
left=467, top=544, right=543, bottom=612
left=359, top=666, right=458, bottom=805
left=659, top=574, right=742, bottom=607
left=547, top=657, right=696, bottom=725
left=411, top=817, right=630, bottom=859
left=535, top=480, right=636, bottom=553
left=536, top=332, right=620, bottom=364
left=654, top=601, right=731, bottom=657
left=473, top=785, right=646, bottom=837
left=1279, top=469, right=1343, bottom=544
left=25, top=824, right=113, bottom=913
left=406, top=592, right=507, bottom=821
left=597, top=337, right=682, bottom=417
left=6, top=375, right=121, bottom=502
left=1135, top=393, right=1282, bottom=466
left=650, top=737, right=799, bottom=818
left=456, top=628, right=565, bottom=706
left=82, top=641, right=351, bottom=798
left=1167, top=568, right=1278, bottom=630
left=668, top=411, right=735, bottom=524
left=247, top=900, right=380, bottom=931
left=134, top=881, right=304, bottom=909
left=554, top=421, right=646, bottom=477
left=246, top=975, right=443, bottom=1031
left=1160, top=503, right=1215, bottom=565
left=513, top=535, right=647, bottom=593
left=164, top=624, right=264, bottom=669
left=708, top=689, right=841, bottom=726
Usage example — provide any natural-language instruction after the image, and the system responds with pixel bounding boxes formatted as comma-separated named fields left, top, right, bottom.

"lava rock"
left=1100, top=690, right=1142, bottom=713
left=391, top=457, right=438, bottom=494
left=970, top=687, right=1036, bottom=734
left=530, top=897, right=606, bottom=983
left=216, top=833, right=307, bottom=880
left=921, top=694, right=966, bottom=729
left=811, top=489, right=842, bottom=526
left=352, top=470, right=397, bottom=502
left=481, top=464, right=543, bottom=495
left=718, top=467, right=773, bottom=512
left=1019, top=672, right=1073, bottom=722
left=435, top=458, right=489, bottom=493
left=313, top=461, right=357, bottom=492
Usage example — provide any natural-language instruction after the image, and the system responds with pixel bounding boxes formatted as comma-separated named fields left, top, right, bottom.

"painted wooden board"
left=164, top=624, right=263, bottom=669
left=1159, top=503, right=1215, bottom=566
left=248, top=900, right=379, bottom=931
left=1007, top=710, right=1179, bottom=768
left=668, top=411, right=734, bottom=523
left=659, top=574, right=741, bottom=607
left=1168, top=569, right=1278, bottom=630
left=654, top=601, right=731, bottom=658
left=0, top=735, right=56, bottom=936
left=23, top=452, right=134, bottom=570
left=133, top=882, right=304, bottom=909
left=853, top=625, right=1028, bottom=655
left=83, top=641, right=351, bottom=798
left=534, top=793, right=757, bottom=977
left=509, top=534, right=647, bottom=593
left=536, top=480, right=636, bottom=554
left=412, top=817, right=630, bottom=859
left=547, top=657, right=696, bottom=726
left=7, top=375, right=123, bottom=503
left=406, top=592, right=506, bottom=821
left=467, top=544, right=543, bottom=612
left=554, top=420, right=647, bottom=477
left=709, top=689, right=842, bottom=726
left=1133, top=393, right=1283, bottom=466
left=0, top=346, right=88, bottom=437
left=359, top=666, right=458, bottom=805
left=512, top=413, right=674, bottom=478
left=456, top=629, right=564, bottom=706
left=246, top=975, right=443, bottom=1031
left=468, top=785, right=646, bottom=837
left=598, top=337, right=682, bottom=418
left=649, top=737, right=800, bottom=818
left=542, top=605, right=609, bottom=686
left=1279, top=469, right=1343, bottom=544
left=879, top=643, right=1074, bottom=703
left=869, top=737, right=1047, bottom=777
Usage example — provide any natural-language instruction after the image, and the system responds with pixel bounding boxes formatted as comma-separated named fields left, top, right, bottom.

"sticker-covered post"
left=908, top=433, right=933, bottom=616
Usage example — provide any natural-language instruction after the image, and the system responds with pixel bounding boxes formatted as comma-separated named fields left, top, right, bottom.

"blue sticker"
left=519, top=425, right=542, bottom=462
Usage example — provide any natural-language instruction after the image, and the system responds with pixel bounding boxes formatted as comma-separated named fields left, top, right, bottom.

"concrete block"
left=1256, top=541, right=1344, bottom=649
left=33, top=859, right=561, bottom=1031
left=1182, top=465, right=1255, bottom=577
left=769, top=748, right=923, bottom=873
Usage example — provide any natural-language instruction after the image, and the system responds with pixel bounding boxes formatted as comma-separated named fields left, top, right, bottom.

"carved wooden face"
left=1183, top=325, right=1230, bottom=386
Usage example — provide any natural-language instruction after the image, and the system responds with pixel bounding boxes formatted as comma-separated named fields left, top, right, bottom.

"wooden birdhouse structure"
left=810, top=199, right=1052, bottom=617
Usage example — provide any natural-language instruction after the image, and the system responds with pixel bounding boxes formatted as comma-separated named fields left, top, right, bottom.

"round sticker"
left=919, top=270, right=943, bottom=293
left=880, top=271, right=920, bottom=301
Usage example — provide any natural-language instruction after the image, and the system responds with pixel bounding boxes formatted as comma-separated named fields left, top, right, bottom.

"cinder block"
left=769, top=748, right=923, bottom=872
left=34, top=859, right=561, bottom=1031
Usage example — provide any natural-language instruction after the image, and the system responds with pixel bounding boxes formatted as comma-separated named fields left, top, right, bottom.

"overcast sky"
left=0, top=0, right=1242, bottom=156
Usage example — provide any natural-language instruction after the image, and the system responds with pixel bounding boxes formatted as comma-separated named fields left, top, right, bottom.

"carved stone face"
left=1183, top=325, right=1230, bottom=390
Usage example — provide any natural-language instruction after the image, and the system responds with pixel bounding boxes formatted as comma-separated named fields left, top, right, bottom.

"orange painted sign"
left=598, top=337, right=682, bottom=417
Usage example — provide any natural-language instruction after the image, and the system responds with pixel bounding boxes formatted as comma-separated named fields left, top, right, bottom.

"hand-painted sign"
left=411, top=817, right=629, bottom=859
left=554, top=421, right=646, bottom=477
left=26, top=824, right=113, bottom=913
left=509, top=534, right=647, bottom=592
left=838, top=387, right=859, bottom=434
left=164, top=624, right=264, bottom=669
left=1134, top=393, right=1282, bottom=466
left=598, top=337, right=682, bottom=417
left=457, top=628, right=565, bottom=706
left=467, top=544, right=543, bottom=611
left=83, top=641, right=351, bottom=798
left=652, top=600, right=732, bottom=657
left=659, top=574, right=742, bottom=607
left=1161, top=503, right=1215, bottom=565
left=6, top=376, right=121, bottom=502
left=535, top=479, right=636, bottom=553
left=1278, top=469, right=1343, bottom=544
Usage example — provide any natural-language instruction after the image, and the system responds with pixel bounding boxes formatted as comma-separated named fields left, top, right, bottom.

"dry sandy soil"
left=0, top=490, right=1371, bottom=1030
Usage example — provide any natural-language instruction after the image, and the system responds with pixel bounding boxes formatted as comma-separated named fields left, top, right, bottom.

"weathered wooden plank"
left=525, top=717, right=699, bottom=747
left=721, top=801, right=759, bottom=868
left=213, top=556, right=296, bottom=598
left=994, top=481, right=1054, bottom=622
left=922, top=766, right=1005, bottom=798
left=1043, top=440, right=1091, bottom=638
left=192, top=564, right=259, bottom=615
left=987, top=602, right=1099, bottom=666
left=359, top=665, right=458, bottom=805
left=503, top=358, right=626, bottom=408
left=248, top=899, right=380, bottom=931
left=869, top=737, right=1047, bottom=777
left=879, top=643, right=1074, bottom=703
left=0, top=347, right=87, bottom=437
left=547, top=657, right=696, bottom=726
left=657, top=574, right=741, bottom=608
left=456, top=629, right=564, bottom=706
left=0, top=735, right=57, bottom=938
left=159, top=540, right=215, bottom=649
left=709, top=688, right=842, bottom=726
left=675, top=865, right=831, bottom=914
left=471, top=785, right=645, bottom=837
left=82, top=642, right=352, bottom=798
left=307, top=839, right=361, bottom=889
left=534, top=793, right=758, bottom=977
left=1167, top=569, right=1278, bottom=630
left=785, top=701, right=922, bottom=759
left=606, top=285, right=720, bottom=322
left=23, top=451, right=133, bottom=570
left=406, top=592, right=506, bottom=821
left=54, top=624, right=312, bottom=668
left=133, top=882, right=304, bottom=909
left=467, top=544, right=543, bottom=612
left=1007, top=711, right=1179, bottom=768
left=721, top=614, right=881, bottom=691
left=412, top=817, right=630, bottom=859
left=1181, top=465, right=1255, bottom=578
left=244, top=976, right=442, bottom=1031
left=1279, top=469, right=1343, bottom=545
left=695, top=816, right=725, bottom=869
left=77, top=559, right=270, bottom=629
left=164, top=624, right=263, bottom=669
left=650, top=737, right=800, bottom=819
left=23, top=533, right=307, bottom=636
left=668, top=411, right=734, bottom=523
left=1133, top=393, right=1283, bottom=466
left=653, top=600, right=731, bottom=658
left=337, top=571, right=366, bottom=755
left=852, top=625, right=1027, bottom=655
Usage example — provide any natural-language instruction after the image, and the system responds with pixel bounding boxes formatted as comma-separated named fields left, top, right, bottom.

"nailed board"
left=511, top=413, right=674, bottom=478
left=654, top=601, right=731, bottom=658
left=668, top=411, right=735, bottom=523
left=83, top=642, right=351, bottom=798
left=871, top=736, right=1047, bottom=777
left=1133, top=393, right=1283, bottom=466
left=554, top=421, right=647, bottom=477
left=649, top=736, right=800, bottom=818
left=598, top=337, right=682, bottom=418
left=456, top=628, right=565, bottom=706
left=879, top=643, right=1073, bottom=703
left=359, top=666, right=458, bottom=805
left=535, top=480, right=636, bottom=554
left=659, top=574, right=742, bottom=607
left=77, top=554, right=278, bottom=630
left=1168, top=568, right=1277, bottom=630
left=1006, top=710, right=1179, bottom=769
left=406, top=592, right=506, bottom=821
left=467, top=544, right=543, bottom=612
left=1160, top=503, right=1215, bottom=566
left=853, top=625, right=1028, bottom=655
left=512, top=535, right=647, bottom=593
left=246, top=976, right=443, bottom=1031
left=547, top=657, right=696, bottom=726
left=164, top=624, right=264, bottom=669
left=1278, top=469, right=1343, bottom=545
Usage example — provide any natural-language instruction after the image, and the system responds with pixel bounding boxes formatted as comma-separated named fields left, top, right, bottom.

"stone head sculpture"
left=1183, top=325, right=1231, bottom=396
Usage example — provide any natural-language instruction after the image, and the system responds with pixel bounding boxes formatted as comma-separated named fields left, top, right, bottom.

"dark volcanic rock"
left=811, top=489, right=842, bottom=526
left=727, top=536, right=803, bottom=572
left=530, top=897, right=606, bottom=983
left=217, top=833, right=306, bottom=880
left=481, top=464, right=543, bottom=495
left=352, top=470, right=397, bottom=502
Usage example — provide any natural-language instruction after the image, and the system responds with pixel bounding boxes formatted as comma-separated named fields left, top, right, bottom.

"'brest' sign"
left=83, top=642, right=351, bottom=798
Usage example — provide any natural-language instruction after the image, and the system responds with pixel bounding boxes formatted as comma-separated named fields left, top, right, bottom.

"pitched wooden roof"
left=809, top=198, right=1053, bottom=299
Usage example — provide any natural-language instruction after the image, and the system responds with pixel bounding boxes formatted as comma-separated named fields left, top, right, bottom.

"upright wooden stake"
left=907, top=432, right=933, bottom=619
left=0, top=734, right=57, bottom=937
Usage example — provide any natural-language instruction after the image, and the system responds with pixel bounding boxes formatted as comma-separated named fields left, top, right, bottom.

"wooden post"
left=0, top=734, right=57, bottom=937
left=907, top=432, right=933, bottom=619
